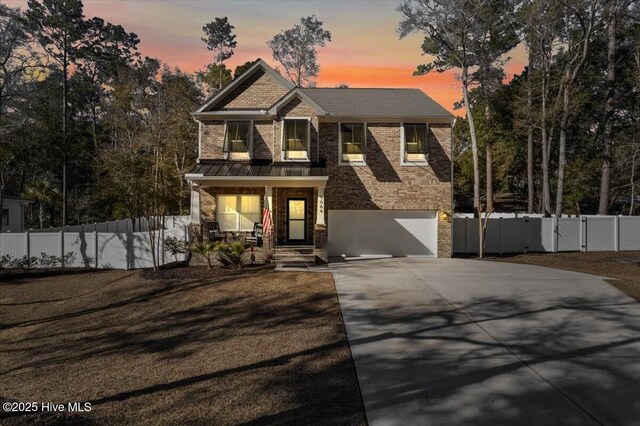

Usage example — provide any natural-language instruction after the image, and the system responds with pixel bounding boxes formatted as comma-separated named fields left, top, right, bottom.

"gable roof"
left=268, top=87, right=327, bottom=116
left=301, top=88, right=454, bottom=119
left=195, top=58, right=294, bottom=114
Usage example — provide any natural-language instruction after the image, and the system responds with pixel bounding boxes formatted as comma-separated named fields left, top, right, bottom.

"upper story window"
left=339, top=123, right=366, bottom=165
left=402, top=123, right=428, bottom=164
left=283, top=118, right=310, bottom=160
left=224, top=121, right=252, bottom=160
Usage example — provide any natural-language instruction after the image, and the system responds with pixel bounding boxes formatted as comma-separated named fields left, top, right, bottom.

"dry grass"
left=0, top=268, right=366, bottom=425
left=485, top=251, right=640, bottom=301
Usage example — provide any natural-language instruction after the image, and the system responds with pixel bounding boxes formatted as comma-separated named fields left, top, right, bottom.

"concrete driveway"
left=325, top=258, right=640, bottom=426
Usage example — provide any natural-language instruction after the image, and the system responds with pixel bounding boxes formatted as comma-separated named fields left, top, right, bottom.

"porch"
left=185, top=161, right=328, bottom=263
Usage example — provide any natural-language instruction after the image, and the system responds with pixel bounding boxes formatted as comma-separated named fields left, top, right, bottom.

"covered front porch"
left=186, top=163, right=328, bottom=256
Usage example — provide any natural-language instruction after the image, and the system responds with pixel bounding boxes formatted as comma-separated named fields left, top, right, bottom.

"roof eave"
left=195, top=58, right=294, bottom=113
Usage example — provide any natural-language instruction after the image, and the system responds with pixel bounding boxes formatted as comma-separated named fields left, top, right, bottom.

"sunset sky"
left=7, top=0, right=527, bottom=113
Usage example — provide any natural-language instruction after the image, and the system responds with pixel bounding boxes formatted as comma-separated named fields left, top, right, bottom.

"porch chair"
left=206, top=221, right=225, bottom=242
left=245, top=222, right=263, bottom=247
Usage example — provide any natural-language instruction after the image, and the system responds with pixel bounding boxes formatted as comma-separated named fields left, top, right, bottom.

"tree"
left=399, top=0, right=517, bottom=257
left=554, top=0, right=603, bottom=217
left=598, top=0, right=617, bottom=214
left=267, top=15, right=332, bottom=87
left=233, top=60, right=254, bottom=79
left=197, top=63, right=232, bottom=95
left=201, top=17, right=236, bottom=90
left=470, top=0, right=519, bottom=212
left=26, top=0, right=91, bottom=226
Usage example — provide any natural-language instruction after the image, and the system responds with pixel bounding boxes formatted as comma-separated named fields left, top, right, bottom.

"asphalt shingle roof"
left=300, top=88, right=453, bottom=119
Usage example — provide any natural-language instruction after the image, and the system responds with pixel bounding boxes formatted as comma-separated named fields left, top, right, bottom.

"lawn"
left=0, top=267, right=366, bottom=425
left=484, top=251, right=640, bottom=301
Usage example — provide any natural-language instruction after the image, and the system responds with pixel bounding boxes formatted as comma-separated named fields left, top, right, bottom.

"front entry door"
left=286, top=198, right=307, bottom=243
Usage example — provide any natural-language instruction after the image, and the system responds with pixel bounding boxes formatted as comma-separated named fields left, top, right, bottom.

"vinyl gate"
left=453, top=215, right=640, bottom=254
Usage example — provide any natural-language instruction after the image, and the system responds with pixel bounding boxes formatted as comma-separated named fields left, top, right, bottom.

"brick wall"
left=215, top=69, right=288, bottom=110
left=320, top=121, right=453, bottom=257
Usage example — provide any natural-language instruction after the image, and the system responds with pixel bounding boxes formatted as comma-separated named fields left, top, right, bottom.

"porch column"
left=316, top=185, right=326, bottom=225
left=190, top=183, right=201, bottom=224
left=265, top=185, right=273, bottom=211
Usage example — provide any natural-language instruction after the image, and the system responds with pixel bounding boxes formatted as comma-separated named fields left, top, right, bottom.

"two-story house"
left=185, top=59, right=454, bottom=265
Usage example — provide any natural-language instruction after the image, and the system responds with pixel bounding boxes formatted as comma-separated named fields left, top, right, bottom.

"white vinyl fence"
left=28, top=215, right=190, bottom=233
left=0, top=216, right=190, bottom=269
left=453, top=215, right=640, bottom=254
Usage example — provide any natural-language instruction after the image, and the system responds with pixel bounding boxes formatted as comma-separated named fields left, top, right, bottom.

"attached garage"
left=327, top=210, right=438, bottom=258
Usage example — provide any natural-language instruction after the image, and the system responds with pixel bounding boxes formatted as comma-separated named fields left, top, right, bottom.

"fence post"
left=498, top=217, right=503, bottom=255
left=464, top=217, right=469, bottom=254
left=24, top=230, right=30, bottom=264
left=523, top=218, right=528, bottom=254
left=94, top=230, right=99, bottom=268
left=60, top=231, right=65, bottom=267
left=614, top=215, right=620, bottom=252
left=580, top=216, right=587, bottom=252
left=552, top=216, right=558, bottom=253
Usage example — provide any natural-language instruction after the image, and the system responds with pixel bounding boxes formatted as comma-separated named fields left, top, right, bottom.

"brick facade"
left=192, top=67, right=453, bottom=258
left=215, top=69, right=288, bottom=110
left=320, top=121, right=452, bottom=257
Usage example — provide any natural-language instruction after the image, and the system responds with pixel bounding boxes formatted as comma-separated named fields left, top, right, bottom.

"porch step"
left=274, top=246, right=317, bottom=267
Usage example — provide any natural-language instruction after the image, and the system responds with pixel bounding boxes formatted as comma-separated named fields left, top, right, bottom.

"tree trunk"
left=599, top=0, right=616, bottom=215
left=631, top=149, right=638, bottom=216
left=62, top=42, right=68, bottom=227
left=462, top=68, right=483, bottom=258
left=527, top=53, right=535, bottom=213
left=540, top=61, right=552, bottom=216
left=485, top=102, right=493, bottom=213
left=555, top=82, right=570, bottom=217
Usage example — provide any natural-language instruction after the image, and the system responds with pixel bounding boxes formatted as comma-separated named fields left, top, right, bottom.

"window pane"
left=227, top=122, right=250, bottom=152
left=218, top=195, right=237, bottom=213
left=218, top=196, right=237, bottom=230
left=288, top=199, right=305, bottom=219
left=240, top=195, right=260, bottom=214
left=405, top=124, right=426, bottom=154
left=341, top=123, right=364, bottom=155
left=218, top=213, right=236, bottom=231
left=240, top=213, right=261, bottom=231
left=285, top=120, right=307, bottom=151
left=289, top=220, right=305, bottom=240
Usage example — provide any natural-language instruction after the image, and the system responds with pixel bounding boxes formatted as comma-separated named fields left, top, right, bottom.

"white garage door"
left=327, top=210, right=438, bottom=257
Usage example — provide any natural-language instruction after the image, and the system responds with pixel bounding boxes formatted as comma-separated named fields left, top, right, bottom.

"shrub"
left=215, top=241, right=247, bottom=268
left=0, top=251, right=78, bottom=270
left=190, top=242, right=217, bottom=269
left=164, top=236, right=190, bottom=261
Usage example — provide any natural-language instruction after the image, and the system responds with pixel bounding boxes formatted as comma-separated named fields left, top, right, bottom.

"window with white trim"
left=402, top=123, right=428, bottom=164
left=224, top=121, right=252, bottom=159
left=217, top=195, right=261, bottom=231
left=339, top=123, right=366, bottom=164
left=283, top=119, right=310, bottom=160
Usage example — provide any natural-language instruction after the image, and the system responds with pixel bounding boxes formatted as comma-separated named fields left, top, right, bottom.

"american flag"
left=262, top=194, right=273, bottom=239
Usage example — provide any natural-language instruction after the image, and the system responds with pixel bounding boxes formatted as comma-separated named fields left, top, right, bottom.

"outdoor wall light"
left=440, top=211, right=452, bottom=222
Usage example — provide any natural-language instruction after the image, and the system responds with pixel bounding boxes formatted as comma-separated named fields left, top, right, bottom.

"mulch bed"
left=483, top=251, right=640, bottom=301
left=0, top=269, right=366, bottom=425
left=140, top=264, right=275, bottom=280
left=0, top=268, right=101, bottom=282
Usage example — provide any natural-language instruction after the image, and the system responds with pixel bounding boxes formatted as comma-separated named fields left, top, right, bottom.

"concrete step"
left=274, top=253, right=317, bottom=268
